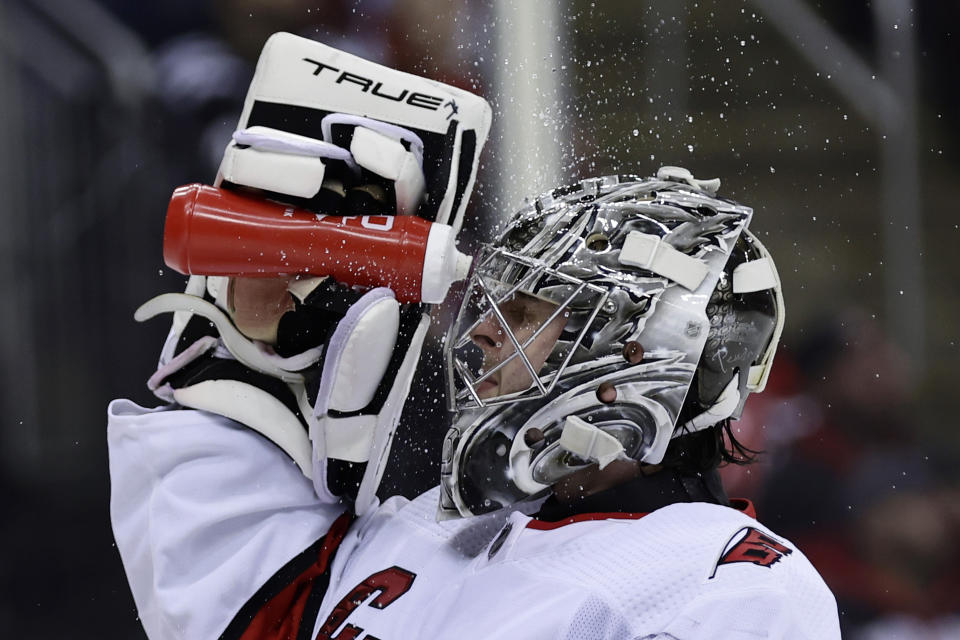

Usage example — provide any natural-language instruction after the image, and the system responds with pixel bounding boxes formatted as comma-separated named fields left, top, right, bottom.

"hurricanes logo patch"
left=710, top=526, right=793, bottom=578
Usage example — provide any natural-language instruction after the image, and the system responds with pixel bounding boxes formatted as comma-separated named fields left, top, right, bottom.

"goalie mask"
left=438, top=168, right=785, bottom=520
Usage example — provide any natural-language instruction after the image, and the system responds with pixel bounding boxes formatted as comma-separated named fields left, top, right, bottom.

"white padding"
left=733, top=258, right=778, bottom=293
left=747, top=365, right=766, bottom=389
left=657, top=166, right=694, bottom=182
left=350, top=126, right=426, bottom=215
left=172, top=380, right=313, bottom=479
left=656, top=165, right=721, bottom=194
left=321, top=113, right=424, bottom=165
left=741, top=230, right=786, bottom=395
left=619, top=231, right=710, bottom=291
left=328, top=298, right=399, bottom=412
left=218, top=143, right=326, bottom=199
left=324, top=414, right=378, bottom=462
left=559, top=416, right=625, bottom=470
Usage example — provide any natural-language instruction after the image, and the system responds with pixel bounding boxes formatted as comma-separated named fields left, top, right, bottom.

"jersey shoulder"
left=109, top=400, right=344, bottom=640
left=520, top=502, right=839, bottom=638
left=654, top=503, right=841, bottom=639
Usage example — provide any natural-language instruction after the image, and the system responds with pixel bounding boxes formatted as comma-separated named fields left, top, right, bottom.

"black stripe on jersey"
left=219, top=512, right=354, bottom=640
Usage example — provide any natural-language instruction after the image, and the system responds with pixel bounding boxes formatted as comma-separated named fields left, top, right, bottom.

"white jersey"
left=109, top=400, right=840, bottom=640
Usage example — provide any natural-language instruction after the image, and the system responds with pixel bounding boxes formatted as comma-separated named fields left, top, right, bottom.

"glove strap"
left=136, top=292, right=323, bottom=383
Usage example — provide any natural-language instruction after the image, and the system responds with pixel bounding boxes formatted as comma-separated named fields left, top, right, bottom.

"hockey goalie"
left=108, top=33, right=841, bottom=639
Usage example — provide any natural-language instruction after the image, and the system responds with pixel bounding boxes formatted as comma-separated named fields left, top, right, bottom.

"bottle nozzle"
left=455, top=251, right=473, bottom=282
left=422, top=224, right=472, bottom=303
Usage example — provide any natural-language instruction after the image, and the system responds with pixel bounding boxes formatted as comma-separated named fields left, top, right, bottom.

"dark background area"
left=1, top=1, right=958, bottom=637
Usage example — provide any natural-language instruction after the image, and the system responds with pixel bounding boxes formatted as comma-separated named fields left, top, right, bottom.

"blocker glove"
left=218, top=31, right=491, bottom=230
left=136, top=33, right=491, bottom=514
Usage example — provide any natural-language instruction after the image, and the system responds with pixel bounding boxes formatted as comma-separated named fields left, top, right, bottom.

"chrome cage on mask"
left=444, top=245, right=610, bottom=411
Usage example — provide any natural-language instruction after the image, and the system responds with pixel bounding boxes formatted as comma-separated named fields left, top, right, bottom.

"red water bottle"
left=163, top=183, right=471, bottom=303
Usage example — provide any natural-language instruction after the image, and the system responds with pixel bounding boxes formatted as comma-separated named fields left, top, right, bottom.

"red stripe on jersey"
left=729, top=498, right=757, bottom=519
left=222, top=512, right=353, bottom=640
left=526, top=499, right=757, bottom=530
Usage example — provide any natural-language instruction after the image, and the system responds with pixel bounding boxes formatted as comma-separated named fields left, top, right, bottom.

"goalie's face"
left=469, top=293, right=568, bottom=400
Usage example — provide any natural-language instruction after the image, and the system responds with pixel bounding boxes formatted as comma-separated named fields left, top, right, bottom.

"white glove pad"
left=307, top=287, right=430, bottom=514
left=223, top=118, right=428, bottom=215
left=220, top=145, right=326, bottom=200
left=314, top=287, right=399, bottom=417
left=220, top=126, right=357, bottom=199
left=349, top=125, right=426, bottom=215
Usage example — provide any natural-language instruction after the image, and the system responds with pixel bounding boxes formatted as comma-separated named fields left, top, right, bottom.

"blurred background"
left=1, top=0, right=957, bottom=637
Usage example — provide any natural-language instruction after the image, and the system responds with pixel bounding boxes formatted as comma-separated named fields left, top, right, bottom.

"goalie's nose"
left=470, top=313, right=504, bottom=354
